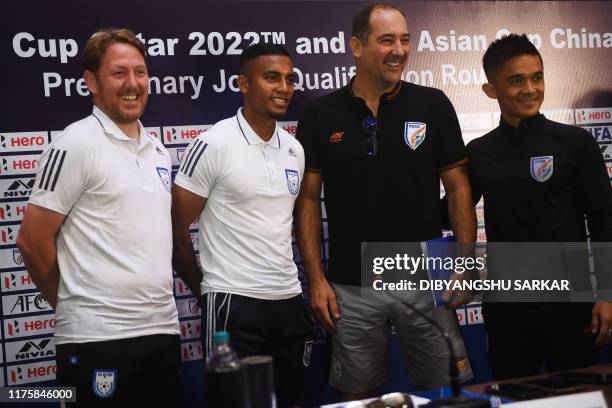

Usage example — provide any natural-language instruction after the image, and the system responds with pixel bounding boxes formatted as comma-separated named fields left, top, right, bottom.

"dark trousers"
left=56, top=334, right=181, bottom=407
left=484, top=305, right=596, bottom=380
left=202, top=293, right=314, bottom=407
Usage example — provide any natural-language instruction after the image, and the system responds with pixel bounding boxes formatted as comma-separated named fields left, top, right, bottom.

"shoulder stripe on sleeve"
left=39, top=149, right=67, bottom=191
left=179, top=140, right=202, bottom=175
left=180, top=140, right=208, bottom=177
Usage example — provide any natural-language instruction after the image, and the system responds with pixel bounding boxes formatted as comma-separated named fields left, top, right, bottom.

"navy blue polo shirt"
left=297, top=81, right=467, bottom=285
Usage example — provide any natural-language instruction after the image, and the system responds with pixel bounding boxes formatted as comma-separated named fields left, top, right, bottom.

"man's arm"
left=573, top=131, right=612, bottom=345
left=171, top=184, right=206, bottom=299
left=441, top=164, right=477, bottom=244
left=16, top=204, right=66, bottom=308
left=440, top=164, right=477, bottom=308
left=295, top=171, right=339, bottom=332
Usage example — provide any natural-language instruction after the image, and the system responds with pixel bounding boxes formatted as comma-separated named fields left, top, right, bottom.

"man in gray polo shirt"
left=171, top=43, right=313, bottom=407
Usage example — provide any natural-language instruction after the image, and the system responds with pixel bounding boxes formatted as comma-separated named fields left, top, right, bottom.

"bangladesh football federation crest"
left=156, top=167, right=171, bottom=192
left=530, top=156, right=553, bottom=182
left=404, top=122, right=427, bottom=150
left=285, top=169, right=299, bottom=195
left=93, top=369, right=117, bottom=398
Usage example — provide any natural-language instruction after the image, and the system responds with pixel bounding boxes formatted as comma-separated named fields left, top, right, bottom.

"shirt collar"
left=91, top=106, right=148, bottom=146
left=499, top=112, right=546, bottom=134
left=344, top=77, right=403, bottom=102
left=235, top=108, right=281, bottom=149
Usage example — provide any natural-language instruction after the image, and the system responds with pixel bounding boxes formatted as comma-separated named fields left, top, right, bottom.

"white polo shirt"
left=174, top=108, right=304, bottom=300
left=29, top=106, right=179, bottom=344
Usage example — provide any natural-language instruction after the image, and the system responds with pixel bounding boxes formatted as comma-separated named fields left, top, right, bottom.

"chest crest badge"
left=156, top=167, right=171, bottom=192
left=530, top=156, right=553, bottom=182
left=404, top=122, right=426, bottom=150
left=285, top=169, right=300, bottom=195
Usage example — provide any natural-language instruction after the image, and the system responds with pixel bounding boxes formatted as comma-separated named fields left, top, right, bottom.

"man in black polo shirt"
left=295, top=2, right=476, bottom=400
left=468, top=34, right=612, bottom=379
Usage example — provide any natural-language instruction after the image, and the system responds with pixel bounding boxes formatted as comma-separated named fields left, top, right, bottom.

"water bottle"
left=205, top=331, right=249, bottom=407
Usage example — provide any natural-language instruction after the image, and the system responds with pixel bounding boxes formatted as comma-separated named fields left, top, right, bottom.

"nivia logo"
left=14, top=339, right=54, bottom=361
left=4, top=179, right=35, bottom=198
left=0, top=135, right=6, bottom=148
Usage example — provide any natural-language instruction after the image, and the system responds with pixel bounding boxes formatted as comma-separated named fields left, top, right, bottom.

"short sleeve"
left=296, top=102, right=323, bottom=172
left=431, top=90, right=468, bottom=172
left=28, top=131, right=91, bottom=215
left=173, top=136, right=221, bottom=198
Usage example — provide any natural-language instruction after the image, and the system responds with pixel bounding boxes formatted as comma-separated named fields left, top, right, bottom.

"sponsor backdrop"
left=1, top=0, right=611, bottom=405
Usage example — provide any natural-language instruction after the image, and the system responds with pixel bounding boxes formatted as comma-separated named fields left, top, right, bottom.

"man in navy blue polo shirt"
left=295, top=2, right=476, bottom=400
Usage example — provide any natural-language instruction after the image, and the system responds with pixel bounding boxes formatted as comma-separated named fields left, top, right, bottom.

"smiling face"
left=483, top=54, right=544, bottom=127
left=239, top=54, right=295, bottom=120
left=84, top=42, right=149, bottom=126
left=351, top=7, right=411, bottom=90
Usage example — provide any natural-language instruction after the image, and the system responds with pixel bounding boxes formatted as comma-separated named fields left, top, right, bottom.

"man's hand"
left=309, top=277, right=340, bottom=333
left=591, top=301, right=612, bottom=346
left=442, top=271, right=474, bottom=309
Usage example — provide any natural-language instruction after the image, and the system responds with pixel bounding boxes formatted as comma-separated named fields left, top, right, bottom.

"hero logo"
left=181, top=341, right=203, bottom=362
left=180, top=320, right=202, bottom=339
left=1, top=226, right=16, bottom=245
left=455, top=308, right=467, bottom=326
left=6, top=338, right=55, bottom=362
left=10, top=367, right=23, bottom=384
left=0, top=132, right=48, bottom=153
left=467, top=306, right=484, bottom=324
left=0, top=156, right=39, bottom=175
left=576, top=108, right=612, bottom=125
left=8, top=362, right=57, bottom=385
left=174, top=278, right=192, bottom=296
left=2, top=178, right=35, bottom=198
left=3, top=270, right=34, bottom=291
left=0, top=202, right=27, bottom=222
left=163, top=125, right=210, bottom=145
left=4, top=316, right=56, bottom=338
left=5, top=293, right=51, bottom=315
left=145, top=127, right=161, bottom=140
left=585, top=126, right=612, bottom=142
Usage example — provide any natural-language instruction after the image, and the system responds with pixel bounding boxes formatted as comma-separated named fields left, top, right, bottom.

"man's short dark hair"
left=83, top=28, right=145, bottom=73
left=483, top=34, right=543, bottom=80
left=239, top=43, right=291, bottom=75
left=352, top=2, right=406, bottom=44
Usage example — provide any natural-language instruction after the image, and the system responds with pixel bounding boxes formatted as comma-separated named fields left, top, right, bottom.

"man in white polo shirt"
left=16, top=29, right=180, bottom=406
left=172, top=43, right=313, bottom=407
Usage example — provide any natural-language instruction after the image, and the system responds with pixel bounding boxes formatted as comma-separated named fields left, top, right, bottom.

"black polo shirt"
left=468, top=114, right=612, bottom=320
left=297, top=81, right=467, bottom=285
left=468, top=113, right=612, bottom=243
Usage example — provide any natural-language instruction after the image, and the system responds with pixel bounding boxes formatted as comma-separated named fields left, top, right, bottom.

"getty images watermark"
left=360, top=242, right=612, bottom=303
left=370, top=253, right=570, bottom=292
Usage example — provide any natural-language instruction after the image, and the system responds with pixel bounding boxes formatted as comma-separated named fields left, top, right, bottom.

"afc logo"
left=9, top=293, right=50, bottom=314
